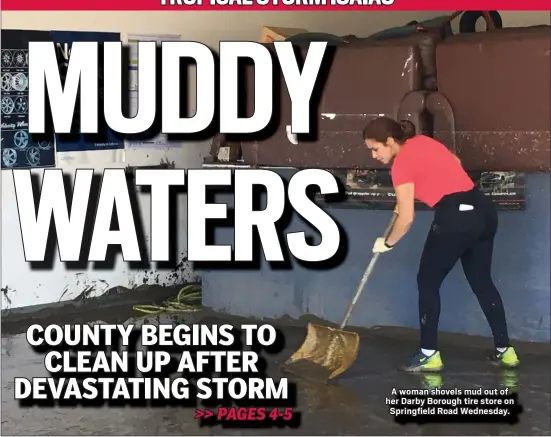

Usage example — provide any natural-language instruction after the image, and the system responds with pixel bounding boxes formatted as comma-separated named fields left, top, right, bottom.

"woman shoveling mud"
left=362, top=117, right=520, bottom=372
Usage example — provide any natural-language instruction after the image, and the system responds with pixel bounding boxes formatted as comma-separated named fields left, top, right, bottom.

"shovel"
left=282, top=212, right=398, bottom=384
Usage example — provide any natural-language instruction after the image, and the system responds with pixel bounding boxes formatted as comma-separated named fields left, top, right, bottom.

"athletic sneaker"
left=400, top=350, right=444, bottom=372
left=489, top=346, right=520, bottom=368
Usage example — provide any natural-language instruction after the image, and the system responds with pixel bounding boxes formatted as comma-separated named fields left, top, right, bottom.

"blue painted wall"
left=202, top=172, right=550, bottom=343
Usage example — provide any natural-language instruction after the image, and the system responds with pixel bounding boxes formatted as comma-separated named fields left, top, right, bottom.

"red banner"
left=3, top=0, right=551, bottom=11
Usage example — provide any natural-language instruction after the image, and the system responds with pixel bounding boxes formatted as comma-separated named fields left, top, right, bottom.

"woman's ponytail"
left=363, top=117, right=416, bottom=144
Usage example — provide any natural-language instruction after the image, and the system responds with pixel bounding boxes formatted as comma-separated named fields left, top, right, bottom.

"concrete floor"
left=2, top=309, right=550, bottom=436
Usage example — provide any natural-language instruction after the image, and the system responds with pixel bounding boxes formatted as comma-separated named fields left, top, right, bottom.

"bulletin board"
left=1, top=29, right=189, bottom=170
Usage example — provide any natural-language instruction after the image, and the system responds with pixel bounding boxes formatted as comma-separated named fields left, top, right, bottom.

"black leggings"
left=417, top=188, right=510, bottom=350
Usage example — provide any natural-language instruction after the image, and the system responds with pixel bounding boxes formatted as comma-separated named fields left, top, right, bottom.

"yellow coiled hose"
left=132, top=284, right=202, bottom=316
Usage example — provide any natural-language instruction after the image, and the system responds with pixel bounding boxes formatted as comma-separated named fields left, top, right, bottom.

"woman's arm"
left=385, top=182, right=415, bottom=246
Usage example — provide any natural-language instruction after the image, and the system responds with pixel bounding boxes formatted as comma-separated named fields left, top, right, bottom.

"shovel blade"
left=283, top=322, right=360, bottom=381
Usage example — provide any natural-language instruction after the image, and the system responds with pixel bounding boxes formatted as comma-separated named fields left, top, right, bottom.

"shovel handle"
left=339, top=212, right=398, bottom=330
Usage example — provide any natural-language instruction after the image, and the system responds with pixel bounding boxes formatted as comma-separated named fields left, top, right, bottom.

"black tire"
left=459, top=11, right=503, bottom=33
left=439, top=21, right=454, bottom=39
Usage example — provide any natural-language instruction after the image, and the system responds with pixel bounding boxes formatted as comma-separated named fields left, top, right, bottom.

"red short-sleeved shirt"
left=391, top=135, right=474, bottom=207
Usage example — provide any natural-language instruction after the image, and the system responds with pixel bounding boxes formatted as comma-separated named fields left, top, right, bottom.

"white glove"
left=372, top=237, right=393, bottom=253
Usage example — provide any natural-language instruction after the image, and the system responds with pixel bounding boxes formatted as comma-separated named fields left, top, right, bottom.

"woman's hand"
left=372, top=237, right=393, bottom=253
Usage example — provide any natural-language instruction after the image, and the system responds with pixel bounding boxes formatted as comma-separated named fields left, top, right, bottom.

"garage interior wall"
left=1, top=11, right=549, bottom=311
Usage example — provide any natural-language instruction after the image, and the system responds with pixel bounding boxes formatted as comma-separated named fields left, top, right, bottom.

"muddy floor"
left=2, top=308, right=550, bottom=436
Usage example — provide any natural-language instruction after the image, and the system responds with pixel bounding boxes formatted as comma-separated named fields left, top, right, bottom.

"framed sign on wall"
left=315, top=169, right=526, bottom=211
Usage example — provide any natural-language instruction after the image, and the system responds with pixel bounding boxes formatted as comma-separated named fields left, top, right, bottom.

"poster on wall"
left=50, top=30, right=124, bottom=167
left=125, top=33, right=182, bottom=149
left=315, top=169, right=526, bottom=211
left=1, top=30, right=56, bottom=170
